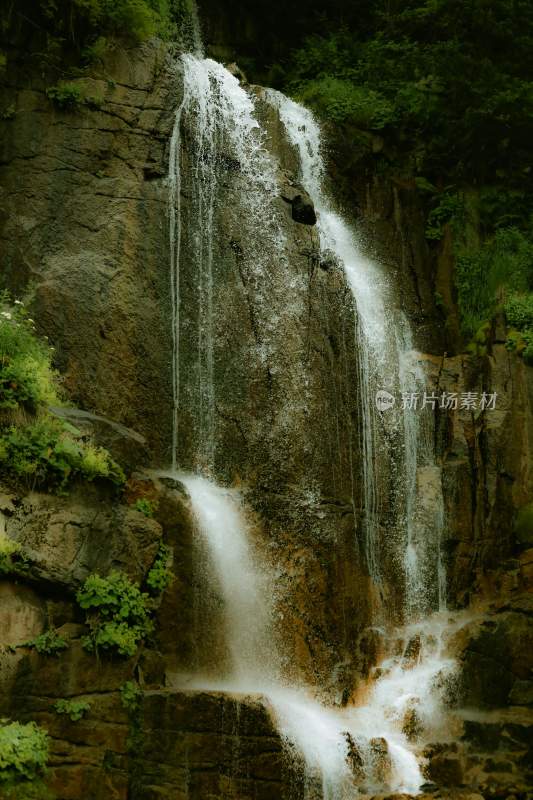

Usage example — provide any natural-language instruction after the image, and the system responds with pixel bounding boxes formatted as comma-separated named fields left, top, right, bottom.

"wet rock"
left=344, top=732, right=365, bottom=780
left=291, top=193, right=317, bottom=225
left=49, top=406, right=150, bottom=472
left=403, top=633, right=422, bottom=664
left=402, top=704, right=423, bottom=741
left=509, top=679, right=533, bottom=706
left=226, top=61, right=248, bottom=84
left=5, top=486, right=162, bottom=589
left=370, top=737, right=392, bottom=786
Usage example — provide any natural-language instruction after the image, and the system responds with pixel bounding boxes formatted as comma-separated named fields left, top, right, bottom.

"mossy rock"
left=514, top=503, right=533, bottom=547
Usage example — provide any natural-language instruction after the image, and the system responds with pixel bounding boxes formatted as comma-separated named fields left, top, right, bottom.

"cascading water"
left=168, top=54, right=281, bottom=473
left=167, top=29, right=453, bottom=799
left=266, top=91, right=446, bottom=620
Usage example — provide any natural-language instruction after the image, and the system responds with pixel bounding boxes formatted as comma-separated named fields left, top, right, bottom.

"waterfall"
left=177, top=470, right=456, bottom=799
left=167, top=27, right=453, bottom=797
left=266, top=91, right=446, bottom=619
left=168, top=54, right=280, bottom=473
left=178, top=473, right=278, bottom=688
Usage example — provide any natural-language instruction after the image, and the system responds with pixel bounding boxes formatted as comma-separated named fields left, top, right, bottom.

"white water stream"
left=167, top=40, right=452, bottom=798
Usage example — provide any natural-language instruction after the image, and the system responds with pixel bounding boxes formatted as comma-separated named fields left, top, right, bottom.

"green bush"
left=0, top=720, right=48, bottom=784
left=46, top=84, right=84, bottom=110
left=0, top=418, right=125, bottom=493
left=77, top=571, right=153, bottom=658
left=146, top=544, right=172, bottom=595
left=25, top=630, right=68, bottom=657
left=53, top=699, right=90, bottom=722
left=425, top=192, right=464, bottom=241
left=295, top=77, right=394, bottom=129
left=120, top=681, right=142, bottom=712
left=0, top=297, right=59, bottom=413
left=0, top=534, right=29, bottom=577
left=455, top=226, right=533, bottom=337
left=505, top=294, right=533, bottom=330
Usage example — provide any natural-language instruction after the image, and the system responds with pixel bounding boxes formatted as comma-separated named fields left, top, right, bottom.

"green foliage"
left=0, top=296, right=59, bottom=413
left=77, top=571, right=153, bottom=658
left=146, top=544, right=172, bottom=595
left=505, top=294, right=533, bottom=329
left=425, top=193, right=464, bottom=240
left=296, top=78, right=394, bottom=130
left=120, top=681, right=142, bottom=712
left=134, top=498, right=157, bottom=518
left=1, top=106, right=15, bottom=121
left=285, top=1, right=533, bottom=190
left=0, top=720, right=48, bottom=784
left=0, top=417, right=125, bottom=493
left=0, top=295, right=125, bottom=492
left=0, top=534, right=29, bottom=577
left=455, top=226, right=533, bottom=337
left=25, top=630, right=68, bottom=657
left=53, top=700, right=90, bottom=722
left=46, top=84, right=84, bottom=110
left=31, top=0, right=177, bottom=49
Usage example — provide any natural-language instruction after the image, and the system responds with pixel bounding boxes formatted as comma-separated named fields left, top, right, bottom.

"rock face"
left=0, top=39, right=176, bottom=463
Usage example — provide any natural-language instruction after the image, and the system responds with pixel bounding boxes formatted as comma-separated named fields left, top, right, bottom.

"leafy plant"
left=0, top=533, right=29, bottom=577
left=146, top=544, right=172, bottom=595
left=0, top=418, right=125, bottom=493
left=134, top=498, right=157, bottom=518
left=46, top=84, right=84, bottom=110
left=120, top=681, right=142, bottom=712
left=455, top=226, right=533, bottom=338
left=0, top=720, right=48, bottom=783
left=25, top=630, right=68, bottom=657
left=425, top=192, right=464, bottom=241
left=0, top=295, right=59, bottom=413
left=296, top=77, right=394, bottom=130
left=77, top=571, right=153, bottom=658
left=53, top=699, right=90, bottom=722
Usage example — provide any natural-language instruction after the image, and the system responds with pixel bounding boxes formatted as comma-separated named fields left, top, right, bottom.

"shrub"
left=0, top=533, right=29, bottom=577
left=0, top=720, right=48, bottom=784
left=505, top=295, right=533, bottom=330
left=46, top=83, right=84, bottom=110
left=455, top=226, right=533, bottom=338
left=0, top=296, right=59, bottom=413
left=295, top=77, right=394, bottom=130
left=120, top=681, right=142, bottom=712
left=146, top=544, right=172, bottom=595
left=25, top=630, right=68, bottom=656
left=425, top=192, right=464, bottom=241
left=77, top=571, right=153, bottom=658
left=0, top=418, right=125, bottom=493
left=53, top=699, right=90, bottom=722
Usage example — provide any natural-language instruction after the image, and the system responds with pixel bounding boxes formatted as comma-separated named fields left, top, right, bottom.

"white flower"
left=27, top=318, right=34, bottom=324
left=1, top=312, right=12, bottom=319
left=14, top=300, right=23, bottom=305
